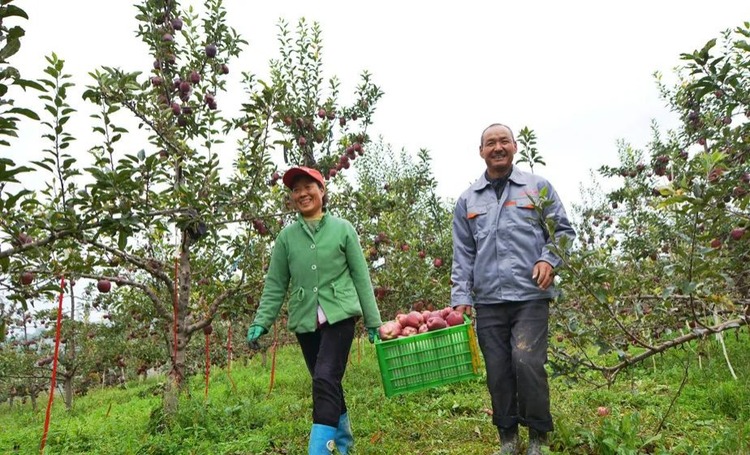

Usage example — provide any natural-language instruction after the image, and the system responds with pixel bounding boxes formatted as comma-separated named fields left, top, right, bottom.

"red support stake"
left=40, top=276, right=65, bottom=454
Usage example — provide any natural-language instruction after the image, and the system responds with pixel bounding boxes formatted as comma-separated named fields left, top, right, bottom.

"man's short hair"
left=480, top=123, right=516, bottom=147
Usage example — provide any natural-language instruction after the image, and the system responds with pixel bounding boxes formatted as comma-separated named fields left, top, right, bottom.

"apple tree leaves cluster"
left=551, top=24, right=750, bottom=383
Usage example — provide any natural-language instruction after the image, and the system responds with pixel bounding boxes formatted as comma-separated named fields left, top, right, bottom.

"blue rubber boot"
left=334, top=412, right=354, bottom=454
left=308, top=424, right=336, bottom=455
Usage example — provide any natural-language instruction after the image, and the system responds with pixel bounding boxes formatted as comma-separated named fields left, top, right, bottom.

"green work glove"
left=246, top=325, right=267, bottom=345
left=367, top=327, right=379, bottom=344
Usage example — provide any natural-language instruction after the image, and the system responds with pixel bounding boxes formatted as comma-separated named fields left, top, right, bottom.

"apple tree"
left=548, top=24, right=750, bottom=383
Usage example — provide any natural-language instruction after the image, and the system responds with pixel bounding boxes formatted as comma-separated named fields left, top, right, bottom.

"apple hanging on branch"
left=97, top=279, right=112, bottom=293
left=20, top=271, right=35, bottom=286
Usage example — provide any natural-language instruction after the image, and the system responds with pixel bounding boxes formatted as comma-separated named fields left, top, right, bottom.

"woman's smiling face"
left=291, top=175, right=325, bottom=217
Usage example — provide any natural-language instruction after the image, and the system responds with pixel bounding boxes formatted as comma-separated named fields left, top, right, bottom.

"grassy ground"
left=1, top=330, right=748, bottom=454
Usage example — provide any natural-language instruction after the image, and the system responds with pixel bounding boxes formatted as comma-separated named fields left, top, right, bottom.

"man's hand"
left=367, top=327, right=379, bottom=344
left=453, top=304, right=473, bottom=317
left=532, top=261, right=554, bottom=290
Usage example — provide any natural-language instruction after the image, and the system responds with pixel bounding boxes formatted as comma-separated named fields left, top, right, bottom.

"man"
left=451, top=123, right=575, bottom=455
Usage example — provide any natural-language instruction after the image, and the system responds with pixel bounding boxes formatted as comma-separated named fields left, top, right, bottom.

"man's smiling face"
left=480, top=124, right=517, bottom=179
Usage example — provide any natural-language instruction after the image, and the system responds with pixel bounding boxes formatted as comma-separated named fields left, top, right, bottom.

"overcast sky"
left=10, top=0, right=750, bottom=212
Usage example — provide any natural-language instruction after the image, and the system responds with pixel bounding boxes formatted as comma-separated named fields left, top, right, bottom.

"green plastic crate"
left=375, top=316, right=481, bottom=397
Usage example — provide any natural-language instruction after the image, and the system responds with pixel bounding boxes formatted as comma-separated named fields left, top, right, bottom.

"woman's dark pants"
left=296, top=317, right=356, bottom=427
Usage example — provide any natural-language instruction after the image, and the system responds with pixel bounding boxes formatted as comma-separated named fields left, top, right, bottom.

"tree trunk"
left=63, top=372, right=73, bottom=410
left=163, top=237, right=192, bottom=417
left=63, top=288, right=77, bottom=410
left=164, top=329, right=189, bottom=415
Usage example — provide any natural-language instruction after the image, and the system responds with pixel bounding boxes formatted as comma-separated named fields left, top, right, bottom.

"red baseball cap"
left=282, top=166, right=326, bottom=190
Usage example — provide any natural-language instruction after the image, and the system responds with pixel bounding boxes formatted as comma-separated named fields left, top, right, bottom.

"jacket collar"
left=471, top=166, right=530, bottom=192
left=296, top=211, right=329, bottom=235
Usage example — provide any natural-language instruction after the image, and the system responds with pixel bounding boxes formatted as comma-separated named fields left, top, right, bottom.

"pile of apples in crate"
left=378, top=306, right=465, bottom=340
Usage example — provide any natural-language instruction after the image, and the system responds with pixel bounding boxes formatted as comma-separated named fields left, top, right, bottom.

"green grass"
left=1, top=331, right=749, bottom=454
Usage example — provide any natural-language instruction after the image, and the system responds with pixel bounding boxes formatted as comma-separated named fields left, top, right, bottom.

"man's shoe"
left=526, top=428, right=546, bottom=455
left=494, top=426, right=519, bottom=455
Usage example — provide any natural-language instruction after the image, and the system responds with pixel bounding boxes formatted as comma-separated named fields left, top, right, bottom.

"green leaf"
left=0, top=38, right=21, bottom=61
left=679, top=281, right=698, bottom=295
left=118, top=230, right=128, bottom=250
left=3, top=5, right=29, bottom=19
left=8, top=107, right=40, bottom=120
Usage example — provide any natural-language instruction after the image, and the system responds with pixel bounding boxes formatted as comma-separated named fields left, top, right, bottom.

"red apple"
left=378, top=320, right=402, bottom=340
left=433, top=258, right=443, bottom=268
left=597, top=406, right=610, bottom=417
left=402, top=311, right=424, bottom=329
left=205, top=43, right=217, bottom=58
left=20, top=271, right=34, bottom=286
left=400, top=326, right=418, bottom=337
left=426, top=316, right=447, bottom=331
left=730, top=228, right=745, bottom=241
left=445, top=311, right=465, bottom=327
left=710, top=238, right=722, bottom=249
left=97, top=279, right=112, bottom=293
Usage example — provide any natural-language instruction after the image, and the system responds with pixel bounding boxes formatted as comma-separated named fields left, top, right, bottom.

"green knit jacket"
left=252, top=213, right=383, bottom=333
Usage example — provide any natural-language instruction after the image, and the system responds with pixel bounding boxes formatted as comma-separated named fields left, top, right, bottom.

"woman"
left=246, top=166, right=382, bottom=454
